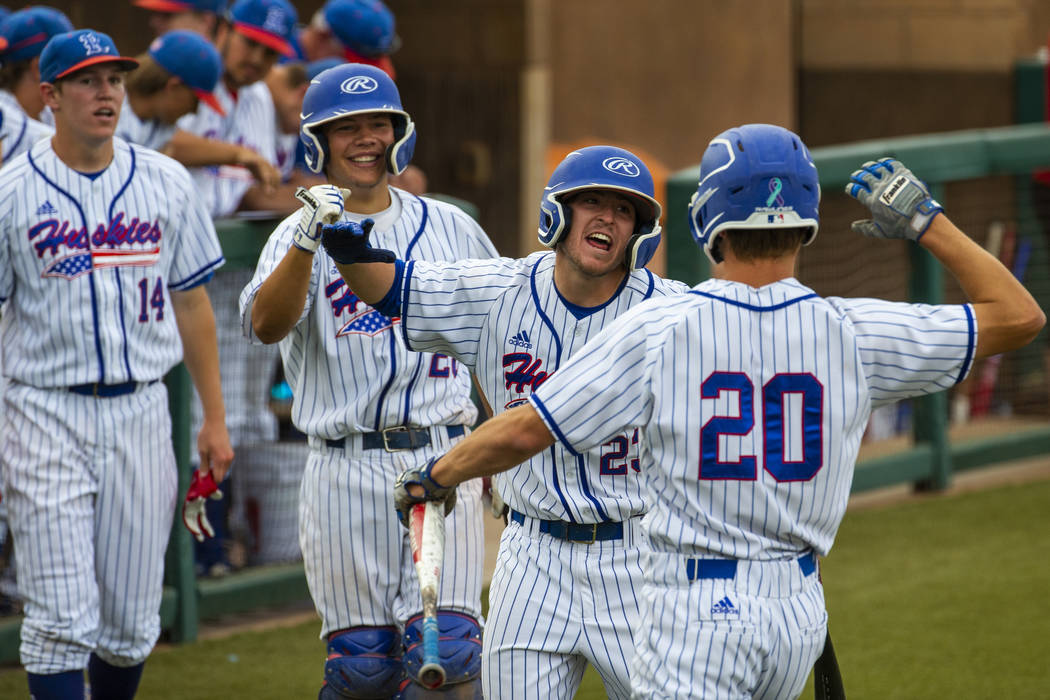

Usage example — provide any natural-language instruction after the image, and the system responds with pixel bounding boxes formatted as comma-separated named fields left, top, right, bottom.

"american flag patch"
left=44, top=246, right=161, bottom=279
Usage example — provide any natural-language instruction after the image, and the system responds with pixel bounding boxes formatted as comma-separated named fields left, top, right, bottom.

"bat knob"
left=419, top=663, right=446, bottom=690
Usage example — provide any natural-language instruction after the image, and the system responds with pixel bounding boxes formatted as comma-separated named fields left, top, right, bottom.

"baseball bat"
left=409, top=501, right=446, bottom=689
left=813, top=629, right=846, bottom=700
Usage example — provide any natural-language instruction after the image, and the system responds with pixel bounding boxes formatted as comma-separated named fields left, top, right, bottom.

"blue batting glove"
left=320, top=219, right=396, bottom=264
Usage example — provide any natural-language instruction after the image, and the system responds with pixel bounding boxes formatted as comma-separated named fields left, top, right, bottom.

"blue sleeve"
left=371, top=259, right=405, bottom=318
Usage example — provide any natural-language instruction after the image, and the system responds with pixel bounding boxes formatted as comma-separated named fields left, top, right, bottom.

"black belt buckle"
left=381, top=426, right=428, bottom=452
left=567, top=522, right=598, bottom=544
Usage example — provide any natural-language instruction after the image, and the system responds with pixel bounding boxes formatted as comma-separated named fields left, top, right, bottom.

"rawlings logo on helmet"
left=602, top=157, right=641, bottom=177
left=340, top=76, right=378, bottom=94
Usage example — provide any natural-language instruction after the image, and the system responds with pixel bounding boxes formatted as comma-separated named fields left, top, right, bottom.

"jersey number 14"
left=700, top=371, right=823, bottom=483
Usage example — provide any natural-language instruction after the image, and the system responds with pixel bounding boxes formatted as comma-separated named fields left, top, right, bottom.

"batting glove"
left=293, top=185, right=351, bottom=253
left=321, top=219, right=396, bottom=265
left=845, top=158, right=943, bottom=242
left=393, top=456, right=457, bottom=527
left=182, top=469, right=223, bottom=543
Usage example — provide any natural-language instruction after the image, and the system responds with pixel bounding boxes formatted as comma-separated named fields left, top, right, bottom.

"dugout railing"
left=0, top=134, right=1048, bottom=661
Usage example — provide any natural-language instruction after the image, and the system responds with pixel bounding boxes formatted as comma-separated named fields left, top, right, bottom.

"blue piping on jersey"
left=554, top=268, right=631, bottom=321
left=642, top=268, right=655, bottom=300
left=171, top=257, right=223, bottom=290
left=399, top=260, right=416, bottom=349
left=529, top=394, right=580, bottom=456
left=575, top=453, right=610, bottom=522
left=690, top=289, right=818, bottom=311
left=29, top=148, right=106, bottom=382
left=110, top=146, right=138, bottom=380
left=402, top=354, right=424, bottom=425
left=373, top=324, right=398, bottom=431
left=402, top=194, right=428, bottom=261
left=375, top=197, right=429, bottom=427
left=955, top=304, right=976, bottom=385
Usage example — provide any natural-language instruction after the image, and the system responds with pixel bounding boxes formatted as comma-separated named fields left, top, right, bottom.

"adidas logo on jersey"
left=36, top=200, right=58, bottom=216
left=710, top=596, right=739, bottom=616
left=509, top=330, right=532, bottom=349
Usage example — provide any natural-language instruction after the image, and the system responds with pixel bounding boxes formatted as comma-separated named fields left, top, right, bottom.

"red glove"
left=182, top=469, right=223, bottom=542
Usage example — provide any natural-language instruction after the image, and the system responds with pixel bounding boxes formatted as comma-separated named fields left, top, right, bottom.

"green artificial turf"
left=1, top=479, right=1047, bottom=698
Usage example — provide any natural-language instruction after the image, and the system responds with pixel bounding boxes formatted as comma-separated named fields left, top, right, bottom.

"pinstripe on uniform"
left=529, top=277, right=976, bottom=698
left=400, top=251, right=689, bottom=698
left=0, top=137, right=224, bottom=674
left=0, top=90, right=53, bottom=166
left=240, top=188, right=498, bottom=636
left=115, top=96, right=175, bottom=153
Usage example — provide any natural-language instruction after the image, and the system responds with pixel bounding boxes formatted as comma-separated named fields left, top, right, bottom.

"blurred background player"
left=390, top=124, right=1045, bottom=698
left=169, top=0, right=298, bottom=577
left=132, top=0, right=227, bottom=40
left=299, top=0, right=398, bottom=78
left=0, top=29, right=233, bottom=699
left=240, top=62, right=498, bottom=698
left=0, top=6, right=72, bottom=163
left=319, top=145, right=690, bottom=699
left=119, top=29, right=226, bottom=152
left=263, top=60, right=323, bottom=188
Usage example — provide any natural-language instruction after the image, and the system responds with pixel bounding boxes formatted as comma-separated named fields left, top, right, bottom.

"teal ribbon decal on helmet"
left=766, top=177, right=785, bottom=207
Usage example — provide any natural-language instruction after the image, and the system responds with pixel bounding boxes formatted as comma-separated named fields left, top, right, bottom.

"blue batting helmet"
left=299, top=62, right=415, bottom=175
left=688, top=123, right=820, bottom=264
left=539, top=146, right=662, bottom=270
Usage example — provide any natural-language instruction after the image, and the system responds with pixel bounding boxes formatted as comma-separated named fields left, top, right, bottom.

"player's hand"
left=197, top=417, right=234, bottom=483
left=182, top=469, right=224, bottom=542
left=321, top=219, right=396, bottom=265
left=293, top=185, right=352, bottom=254
left=845, top=158, right=943, bottom=241
left=237, top=148, right=281, bottom=193
left=393, top=456, right=457, bottom=527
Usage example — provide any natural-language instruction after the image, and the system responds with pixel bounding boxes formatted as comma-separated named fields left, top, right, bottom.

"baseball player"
left=119, top=30, right=226, bottom=153
left=320, top=144, right=690, bottom=698
left=0, top=29, right=233, bottom=699
left=239, top=62, right=498, bottom=698
left=0, top=7, right=73, bottom=166
left=389, top=124, right=1045, bottom=698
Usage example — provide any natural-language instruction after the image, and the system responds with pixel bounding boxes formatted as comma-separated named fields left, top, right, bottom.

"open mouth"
left=586, top=232, right=612, bottom=251
left=94, top=107, right=116, bottom=119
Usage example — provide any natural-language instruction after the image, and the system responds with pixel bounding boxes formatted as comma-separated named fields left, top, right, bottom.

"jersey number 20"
left=700, top=371, right=823, bottom=482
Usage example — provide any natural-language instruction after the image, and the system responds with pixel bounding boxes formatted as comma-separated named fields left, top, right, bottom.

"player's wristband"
left=372, top=259, right=405, bottom=317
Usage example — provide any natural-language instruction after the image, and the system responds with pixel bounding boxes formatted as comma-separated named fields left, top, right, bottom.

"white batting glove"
left=293, top=185, right=352, bottom=253
left=845, top=158, right=943, bottom=242
left=182, top=469, right=223, bottom=543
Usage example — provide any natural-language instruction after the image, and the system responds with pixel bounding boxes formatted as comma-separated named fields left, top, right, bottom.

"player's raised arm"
left=845, top=158, right=1045, bottom=359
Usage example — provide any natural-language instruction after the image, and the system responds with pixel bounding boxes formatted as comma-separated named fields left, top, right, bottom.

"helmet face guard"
left=299, top=62, right=416, bottom=175
left=688, top=124, right=820, bottom=264
left=539, top=146, right=663, bottom=270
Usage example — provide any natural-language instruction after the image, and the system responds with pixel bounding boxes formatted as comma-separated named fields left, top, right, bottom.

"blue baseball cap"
left=39, top=30, right=140, bottom=84
left=132, top=0, right=227, bottom=13
left=323, top=0, right=399, bottom=57
left=0, top=7, right=10, bottom=24
left=148, top=30, right=224, bottom=115
left=0, top=6, right=74, bottom=62
left=227, top=0, right=298, bottom=58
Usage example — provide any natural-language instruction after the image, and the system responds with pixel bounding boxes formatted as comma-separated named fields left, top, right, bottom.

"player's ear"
left=40, top=82, right=60, bottom=111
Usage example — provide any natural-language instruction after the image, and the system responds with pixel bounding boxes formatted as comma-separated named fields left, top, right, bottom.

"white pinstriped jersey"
left=176, top=80, right=277, bottom=217
left=0, top=137, right=224, bottom=387
left=240, top=188, right=498, bottom=437
left=531, top=277, right=976, bottom=559
left=116, top=97, right=176, bottom=152
left=401, top=251, right=690, bottom=523
left=0, top=91, right=53, bottom=165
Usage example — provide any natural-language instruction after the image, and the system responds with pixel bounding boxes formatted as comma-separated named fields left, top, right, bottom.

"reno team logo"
left=263, top=7, right=288, bottom=33
left=326, top=278, right=396, bottom=337
left=602, top=157, right=640, bottom=178
left=340, top=76, right=378, bottom=95
left=31, top=213, right=162, bottom=280
left=78, top=32, right=108, bottom=56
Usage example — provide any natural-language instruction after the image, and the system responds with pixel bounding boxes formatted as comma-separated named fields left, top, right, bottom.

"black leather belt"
left=510, top=509, right=624, bottom=544
left=686, top=551, right=817, bottom=581
left=325, top=425, right=466, bottom=452
left=68, top=380, right=158, bottom=398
